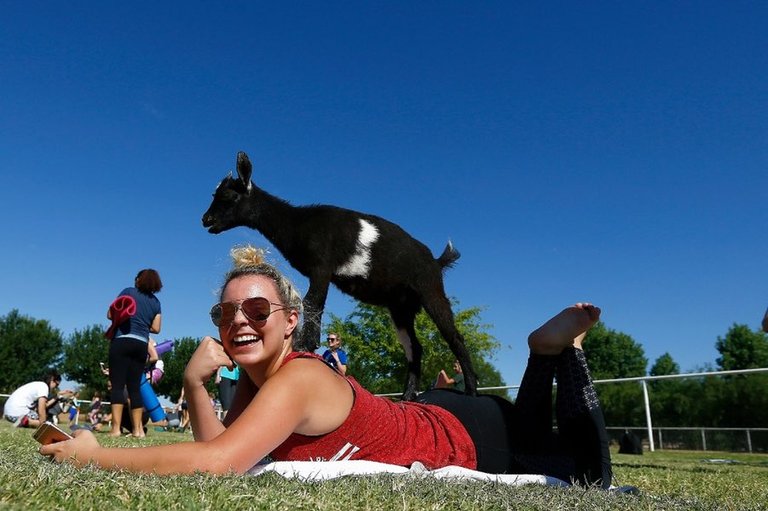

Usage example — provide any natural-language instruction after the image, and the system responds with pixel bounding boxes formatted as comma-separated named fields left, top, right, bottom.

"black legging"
left=108, top=337, right=148, bottom=408
left=417, top=347, right=612, bottom=488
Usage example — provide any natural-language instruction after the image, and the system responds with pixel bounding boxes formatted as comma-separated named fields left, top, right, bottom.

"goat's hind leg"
left=389, top=307, right=422, bottom=401
left=299, top=276, right=332, bottom=351
left=421, top=291, right=478, bottom=396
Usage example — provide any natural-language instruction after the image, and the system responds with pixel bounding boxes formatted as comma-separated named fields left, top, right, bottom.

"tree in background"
left=647, top=352, right=692, bottom=426
left=712, top=324, right=768, bottom=427
left=715, top=324, right=768, bottom=370
left=326, top=300, right=506, bottom=397
left=60, top=324, right=110, bottom=397
left=0, top=310, right=63, bottom=392
left=582, top=321, right=648, bottom=426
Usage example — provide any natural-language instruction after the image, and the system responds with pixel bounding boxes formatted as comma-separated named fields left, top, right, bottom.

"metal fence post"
left=641, top=379, right=655, bottom=452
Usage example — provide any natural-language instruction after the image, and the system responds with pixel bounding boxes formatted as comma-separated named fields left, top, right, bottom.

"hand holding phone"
left=33, top=422, right=73, bottom=445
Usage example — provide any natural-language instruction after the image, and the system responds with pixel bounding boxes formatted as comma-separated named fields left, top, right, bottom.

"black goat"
left=202, top=151, right=477, bottom=400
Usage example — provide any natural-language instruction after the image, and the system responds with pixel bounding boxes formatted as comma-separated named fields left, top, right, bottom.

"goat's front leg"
left=299, top=275, right=332, bottom=351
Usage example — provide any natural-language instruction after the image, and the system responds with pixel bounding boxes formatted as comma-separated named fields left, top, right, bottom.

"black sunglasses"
left=210, top=297, right=287, bottom=327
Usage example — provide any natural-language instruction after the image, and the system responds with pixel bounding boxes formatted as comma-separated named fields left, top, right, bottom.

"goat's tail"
left=437, top=240, right=461, bottom=270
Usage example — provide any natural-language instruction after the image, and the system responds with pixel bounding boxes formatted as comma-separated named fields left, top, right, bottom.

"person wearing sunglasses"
left=42, top=245, right=611, bottom=488
left=322, top=333, right=348, bottom=375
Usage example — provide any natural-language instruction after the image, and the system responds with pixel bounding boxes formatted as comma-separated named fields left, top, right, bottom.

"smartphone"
left=33, top=422, right=73, bottom=445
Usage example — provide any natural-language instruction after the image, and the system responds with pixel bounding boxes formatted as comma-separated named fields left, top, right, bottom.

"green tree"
left=649, top=353, right=679, bottom=377
left=715, top=324, right=768, bottom=370
left=0, top=310, right=64, bottom=392
left=326, top=300, right=506, bottom=397
left=61, top=324, right=110, bottom=397
left=712, top=324, right=768, bottom=427
left=582, top=321, right=648, bottom=426
left=648, top=353, right=691, bottom=426
left=583, top=322, right=647, bottom=379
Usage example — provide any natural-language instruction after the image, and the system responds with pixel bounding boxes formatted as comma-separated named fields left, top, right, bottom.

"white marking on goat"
left=335, top=219, right=379, bottom=278
left=396, top=328, right=414, bottom=360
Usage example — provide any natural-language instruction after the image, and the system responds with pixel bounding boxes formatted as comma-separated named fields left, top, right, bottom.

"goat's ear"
left=236, top=151, right=253, bottom=191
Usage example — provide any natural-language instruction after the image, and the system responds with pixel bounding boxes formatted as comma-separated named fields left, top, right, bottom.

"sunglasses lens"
left=210, top=297, right=277, bottom=326
left=241, top=297, right=271, bottom=321
left=209, top=304, right=225, bottom=326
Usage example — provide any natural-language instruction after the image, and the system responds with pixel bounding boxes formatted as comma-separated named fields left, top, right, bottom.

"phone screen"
left=33, top=422, right=73, bottom=445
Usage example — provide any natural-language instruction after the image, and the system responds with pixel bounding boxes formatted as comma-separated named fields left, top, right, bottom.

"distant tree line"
left=582, top=321, right=768, bottom=428
left=1, top=304, right=767, bottom=428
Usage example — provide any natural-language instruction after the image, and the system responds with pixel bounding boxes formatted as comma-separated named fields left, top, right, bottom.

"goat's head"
left=202, top=151, right=253, bottom=234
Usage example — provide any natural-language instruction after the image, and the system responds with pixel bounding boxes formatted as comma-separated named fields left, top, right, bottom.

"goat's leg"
left=421, top=291, right=478, bottom=396
left=389, top=308, right=422, bottom=401
left=300, top=275, right=332, bottom=351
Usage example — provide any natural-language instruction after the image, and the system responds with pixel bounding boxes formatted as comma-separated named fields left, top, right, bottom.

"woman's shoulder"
left=270, top=354, right=346, bottom=390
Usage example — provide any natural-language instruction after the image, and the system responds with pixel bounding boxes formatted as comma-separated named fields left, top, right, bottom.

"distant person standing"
left=436, top=360, right=465, bottom=392
left=215, top=364, right=239, bottom=417
left=322, top=333, right=348, bottom=375
left=107, top=268, right=162, bottom=438
left=3, top=371, right=61, bottom=428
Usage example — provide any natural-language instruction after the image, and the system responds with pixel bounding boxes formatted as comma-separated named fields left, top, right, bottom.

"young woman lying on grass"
left=42, top=246, right=613, bottom=488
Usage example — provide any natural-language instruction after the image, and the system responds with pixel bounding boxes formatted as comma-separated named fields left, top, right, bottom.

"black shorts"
left=417, top=389, right=520, bottom=473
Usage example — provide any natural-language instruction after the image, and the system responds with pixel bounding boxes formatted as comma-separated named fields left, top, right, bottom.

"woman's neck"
left=248, top=342, right=294, bottom=387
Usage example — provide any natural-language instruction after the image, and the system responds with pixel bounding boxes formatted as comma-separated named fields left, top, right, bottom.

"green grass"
left=0, top=422, right=766, bottom=510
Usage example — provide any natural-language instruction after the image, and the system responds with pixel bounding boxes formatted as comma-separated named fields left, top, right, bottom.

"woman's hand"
left=39, top=429, right=99, bottom=467
left=184, top=336, right=233, bottom=388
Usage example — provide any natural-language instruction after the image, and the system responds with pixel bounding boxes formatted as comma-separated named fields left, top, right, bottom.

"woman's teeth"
left=233, top=335, right=261, bottom=346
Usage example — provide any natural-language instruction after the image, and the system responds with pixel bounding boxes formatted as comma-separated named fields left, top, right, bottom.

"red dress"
left=270, top=352, right=477, bottom=469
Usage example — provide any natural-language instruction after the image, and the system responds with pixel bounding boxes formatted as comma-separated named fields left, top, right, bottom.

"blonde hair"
left=221, top=245, right=304, bottom=320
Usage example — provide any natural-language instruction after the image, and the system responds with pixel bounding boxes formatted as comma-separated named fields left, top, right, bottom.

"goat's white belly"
left=335, top=219, right=379, bottom=278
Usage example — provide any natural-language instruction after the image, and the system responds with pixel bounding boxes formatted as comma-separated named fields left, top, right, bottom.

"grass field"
left=0, top=422, right=765, bottom=510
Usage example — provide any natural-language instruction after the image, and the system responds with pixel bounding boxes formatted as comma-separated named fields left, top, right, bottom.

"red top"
left=270, top=352, right=477, bottom=469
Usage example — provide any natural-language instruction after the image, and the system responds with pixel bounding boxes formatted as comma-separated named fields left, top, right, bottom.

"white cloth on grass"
left=248, top=460, right=569, bottom=487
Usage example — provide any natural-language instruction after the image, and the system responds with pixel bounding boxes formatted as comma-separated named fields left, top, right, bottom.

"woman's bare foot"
left=528, top=303, right=601, bottom=355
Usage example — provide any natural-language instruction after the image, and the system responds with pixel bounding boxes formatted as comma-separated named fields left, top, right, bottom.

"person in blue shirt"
left=216, top=364, right=239, bottom=417
left=107, top=268, right=162, bottom=438
left=322, top=333, right=348, bottom=375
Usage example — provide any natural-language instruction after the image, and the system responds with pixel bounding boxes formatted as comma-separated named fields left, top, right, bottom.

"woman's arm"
left=331, top=352, right=347, bottom=375
left=147, top=340, right=159, bottom=364
left=182, top=337, right=231, bottom=441
left=40, top=359, right=352, bottom=474
left=149, top=314, right=162, bottom=334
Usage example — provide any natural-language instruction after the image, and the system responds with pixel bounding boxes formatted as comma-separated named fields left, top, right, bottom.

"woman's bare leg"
left=513, top=303, right=611, bottom=487
left=109, top=403, right=123, bottom=437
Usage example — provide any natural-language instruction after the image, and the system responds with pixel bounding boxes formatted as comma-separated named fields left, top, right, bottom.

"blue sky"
left=2, top=2, right=766, bottom=390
